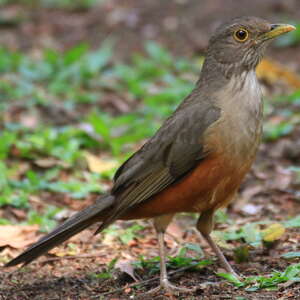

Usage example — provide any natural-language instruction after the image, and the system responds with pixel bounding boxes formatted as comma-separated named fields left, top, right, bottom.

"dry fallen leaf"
left=34, top=158, right=68, bottom=168
left=240, top=203, right=262, bottom=215
left=271, top=166, right=293, bottom=191
left=166, top=222, right=185, bottom=240
left=51, top=248, right=79, bottom=257
left=261, top=223, right=285, bottom=242
left=0, top=225, right=39, bottom=249
left=257, top=58, right=300, bottom=89
left=19, top=113, right=39, bottom=129
left=115, top=259, right=138, bottom=281
left=84, top=152, right=117, bottom=173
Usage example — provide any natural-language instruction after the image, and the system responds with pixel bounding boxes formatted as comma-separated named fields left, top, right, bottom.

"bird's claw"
left=146, top=279, right=195, bottom=295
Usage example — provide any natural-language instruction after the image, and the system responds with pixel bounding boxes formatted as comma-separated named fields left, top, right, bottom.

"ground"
left=0, top=0, right=300, bottom=299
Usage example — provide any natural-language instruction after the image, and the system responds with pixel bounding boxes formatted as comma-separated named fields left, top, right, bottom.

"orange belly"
left=122, top=154, right=248, bottom=220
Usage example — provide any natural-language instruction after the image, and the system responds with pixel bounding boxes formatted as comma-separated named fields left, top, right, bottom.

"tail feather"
left=5, top=195, right=114, bottom=267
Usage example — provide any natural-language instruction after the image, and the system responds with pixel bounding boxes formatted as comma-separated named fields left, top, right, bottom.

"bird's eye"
left=233, top=29, right=249, bottom=42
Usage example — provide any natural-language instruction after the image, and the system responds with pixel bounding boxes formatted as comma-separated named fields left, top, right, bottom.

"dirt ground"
left=0, top=0, right=300, bottom=299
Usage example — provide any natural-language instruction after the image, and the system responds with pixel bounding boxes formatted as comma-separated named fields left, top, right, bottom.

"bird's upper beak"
left=259, top=24, right=296, bottom=41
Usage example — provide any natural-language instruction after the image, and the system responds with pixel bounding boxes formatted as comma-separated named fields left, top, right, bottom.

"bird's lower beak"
left=260, top=24, right=296, bottom=41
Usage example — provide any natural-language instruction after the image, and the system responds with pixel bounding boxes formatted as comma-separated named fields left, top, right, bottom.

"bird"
left=5, top=16, right=295, bottom=293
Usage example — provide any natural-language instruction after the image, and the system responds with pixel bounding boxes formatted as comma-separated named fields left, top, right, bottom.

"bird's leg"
left=146, top=214, right=194, bottom=294
left=197, top=210, right=239, bottom=278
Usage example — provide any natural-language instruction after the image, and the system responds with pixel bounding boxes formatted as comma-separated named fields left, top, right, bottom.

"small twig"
left=40, top=253, right=104, bottom=263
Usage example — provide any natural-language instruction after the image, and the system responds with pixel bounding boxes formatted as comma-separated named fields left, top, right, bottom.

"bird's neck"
left=196, top=53, right=263, bottom=126
left=199, top=56, right=263, bottom=162
left=197, top=53, right=258, bottom=90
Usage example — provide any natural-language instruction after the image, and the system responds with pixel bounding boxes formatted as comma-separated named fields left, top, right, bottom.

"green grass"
left=133, top=244, right=210, bottom=276
left=213, top=218, right=300, bottom=251
left=263, top=91, right=300, bottom=141
left=103, top=222, right=145, bottom=245
left=219, top=263, right=300, bottom=291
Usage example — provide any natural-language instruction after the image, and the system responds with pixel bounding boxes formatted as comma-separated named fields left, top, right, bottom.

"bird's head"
left=207, top=16, right=295, bottom=74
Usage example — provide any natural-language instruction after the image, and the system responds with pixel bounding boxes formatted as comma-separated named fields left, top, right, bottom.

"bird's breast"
left=207, top=70, right=263, bottom=162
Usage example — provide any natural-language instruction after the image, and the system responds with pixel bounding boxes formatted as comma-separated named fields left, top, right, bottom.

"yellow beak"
left=260, top=24, right=296, bottom=41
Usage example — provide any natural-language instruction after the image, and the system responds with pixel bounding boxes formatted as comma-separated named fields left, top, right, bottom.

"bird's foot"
left=229, top=270, right=241, bottom=280
left=146, top=279, right=195, bottom=295
left=221, top=262, right=241, bottom=280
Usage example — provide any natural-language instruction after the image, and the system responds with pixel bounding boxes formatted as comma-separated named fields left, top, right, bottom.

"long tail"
left=5, top=195, right=115, bottom=267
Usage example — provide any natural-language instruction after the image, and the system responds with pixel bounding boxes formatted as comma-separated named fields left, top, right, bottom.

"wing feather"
left=98, top=97, right=221, bottom=230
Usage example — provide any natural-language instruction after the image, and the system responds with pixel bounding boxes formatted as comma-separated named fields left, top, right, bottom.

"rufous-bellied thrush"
left=6, top=16, right=295, bottom=293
